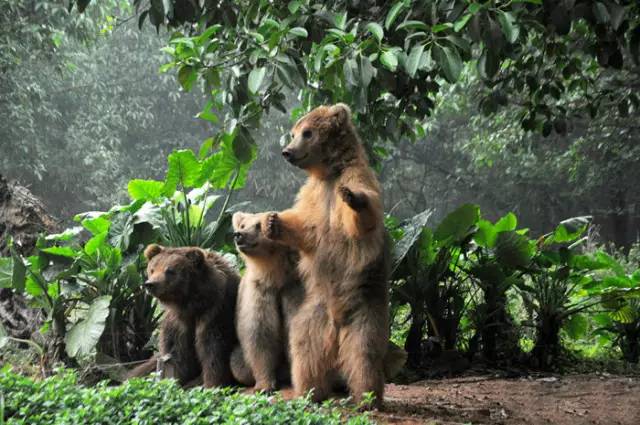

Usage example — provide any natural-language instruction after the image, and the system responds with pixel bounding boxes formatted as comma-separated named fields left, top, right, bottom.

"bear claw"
left=338, top=186, right=365, bottom=210
left=264, top=212, right=280, bottom=239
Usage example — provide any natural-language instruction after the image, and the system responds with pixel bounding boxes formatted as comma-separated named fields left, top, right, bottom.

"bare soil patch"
left=374, top=374, right=640, bottom=425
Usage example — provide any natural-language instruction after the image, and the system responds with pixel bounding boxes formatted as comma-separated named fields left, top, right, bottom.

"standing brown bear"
left=262, top=103, right=390, bottom=406
left=229, top=212, right=304, bottom=391
left=127, top=244, right=240, bottom=388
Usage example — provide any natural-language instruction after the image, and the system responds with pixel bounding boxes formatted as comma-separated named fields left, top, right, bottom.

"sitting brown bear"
left=229, top=211, right=304, bottom=391
left=127, top=244, right=240, bottom=387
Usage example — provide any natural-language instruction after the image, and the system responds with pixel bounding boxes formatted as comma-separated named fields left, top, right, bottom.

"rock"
left=0, top=174, right=57, bottom=339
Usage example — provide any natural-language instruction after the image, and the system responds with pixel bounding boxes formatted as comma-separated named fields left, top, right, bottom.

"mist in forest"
left=2, top=21, right=639, bottom=248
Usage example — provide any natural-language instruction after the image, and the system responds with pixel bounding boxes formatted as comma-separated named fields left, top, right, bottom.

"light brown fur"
left=262, top=104, right=390, bottom=407
left=230, top=212, right=304, bottom=391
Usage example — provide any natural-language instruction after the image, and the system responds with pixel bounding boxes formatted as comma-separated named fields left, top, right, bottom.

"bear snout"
left=282, top=148, right=293, bottom=161
left=233, top=232, right=245, bottom=244
left=143, top=281, right=159, bottom=293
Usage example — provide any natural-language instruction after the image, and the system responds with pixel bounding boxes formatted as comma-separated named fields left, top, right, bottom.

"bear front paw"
left=263, top=212, right=281, bottom=239
left=338, top=186, right=366, bottom=210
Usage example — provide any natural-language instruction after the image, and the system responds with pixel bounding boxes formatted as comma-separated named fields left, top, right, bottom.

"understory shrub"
left=0, top=368, right=372, bottom=425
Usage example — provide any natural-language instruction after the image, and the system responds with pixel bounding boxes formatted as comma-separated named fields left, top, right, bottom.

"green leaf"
left=0, top=258, right=12, bottom=288
left=288, top=27, right=308, bottom=38
left=41, top=246, right=77, bottom=258
left=385, top=2, right=406, bottom=30
left=82, top=216, right=110, bottom=237
left=396, top=20, right=429, bottom=32
left=474, top=219, right=497, bottom=248
left=288, top=1, right=302, bottom=14
left=380, top=50, right=398, bottom=71
left=366, top=22, right=384, bottom=42
left=127, top=179, right=165, bottom=202
left=454, top=13, right=473, bottom=32
left=497, top=11, right=519, bottom=43
left=432, top=23, right=453, bottom=33
left=0, top=321, right=8, bottom=349
left=334, top=12, right=347, bottom=30
left=391, top=209, right=433, bottom=273
left=65, top=296, right=112, bottom=358
left=564, top=313, right=588, bottom=340
left=495, top=231, right=533, bottom=268
left=405, top=44, right=425, bottom=77
left=248, top=67, right=267, bottom=94
left=494, top=212, right=517, bottom=233
left=433, top=44, right=462, bottom=83
left=434, top=204, right=480, bottom=243
left=177, top=65, right=197, bottom=91
left=85, top=232, right=108, bottom=256
left=359, top=55, right=375, bottom=88
left=164, top=149, right=201, bottom=193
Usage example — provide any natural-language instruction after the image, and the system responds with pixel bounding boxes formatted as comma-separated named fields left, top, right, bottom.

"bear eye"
left=255, top=222, right=261, bottom=231
left=302, top=129, right=312, bottom=139
left=165, top=267, right=176, bottom=276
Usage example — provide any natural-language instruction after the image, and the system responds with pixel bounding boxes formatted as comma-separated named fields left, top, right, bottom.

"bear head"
left=281, top=103, right=362, bottom=175
left=232, top=212, right=283, bottom=257
left=143, top=244, right=206, bottom=303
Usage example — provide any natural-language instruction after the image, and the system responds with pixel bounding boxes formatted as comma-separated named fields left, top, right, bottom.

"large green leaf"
left=564, top=313, right=588, bottom=340
left=474, top=219, right=497, bottom=248
left=164, top=149, right=202, bottom=193
left=391, top=209, right=433, bottom=273
left=495, top=231, right=533, bottom=268
left=494, top=212, right=517, bottom=233
left=127, top=179, right=165, bottom=202
left=65, top=295, right=112, bottom=358
left=434, top=204, right=479, bottom=243
left=81, top=216, right=111, bottom=237
left=40, top=246, right=77, bottom=258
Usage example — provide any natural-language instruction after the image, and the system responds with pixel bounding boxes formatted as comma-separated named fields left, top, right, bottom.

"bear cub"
left=230, top=212, right=304, bottom=391
left=127, top=244, right=240, bottom=387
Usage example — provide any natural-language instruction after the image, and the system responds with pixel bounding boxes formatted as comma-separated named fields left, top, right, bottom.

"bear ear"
left=144, top=244, right=164, bottom=260
left=185, top=249, right=205, bottom=267
left=232, top=212, right=245, bottom=230
left=329, top=103, right=352, bottom=126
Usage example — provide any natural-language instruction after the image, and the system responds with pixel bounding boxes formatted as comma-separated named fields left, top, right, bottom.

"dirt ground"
left=370, top=374, right=640, bottom=425
left=275, top=373, right=639, bottom=424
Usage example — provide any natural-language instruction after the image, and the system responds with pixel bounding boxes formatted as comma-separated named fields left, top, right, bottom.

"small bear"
left=262, top=103, right=390, bottom=406
left=229, top=212, right=304, bottom=391
left=127, top=244, right=240, bottom=388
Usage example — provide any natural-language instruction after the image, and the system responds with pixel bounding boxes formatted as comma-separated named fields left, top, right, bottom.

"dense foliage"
left=389, top=206, right=640, bottom=368
left=0, top=368, right=373, bottom=424
left=66, top=0, right=640, bottom=150
left=0, top=142, right=248, bottom=366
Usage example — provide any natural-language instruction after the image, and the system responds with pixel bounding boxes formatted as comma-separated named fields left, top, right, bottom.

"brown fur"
left=262, top=104, right=390, bottom=406
left=127, top=244, right=240, bottom=388
left=229, top=212, right=304, bottom=391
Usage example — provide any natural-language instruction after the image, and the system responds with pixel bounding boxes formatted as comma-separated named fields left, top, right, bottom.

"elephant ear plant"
left=0, top=138, right=253, bottom=372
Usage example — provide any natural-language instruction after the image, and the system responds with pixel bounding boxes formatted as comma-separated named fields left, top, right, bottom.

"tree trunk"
left=532, top=316, right=561, bottom=370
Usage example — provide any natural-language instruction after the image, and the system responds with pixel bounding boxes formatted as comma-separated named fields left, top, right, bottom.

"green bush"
left=0, top=369, right=372, bottom=425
